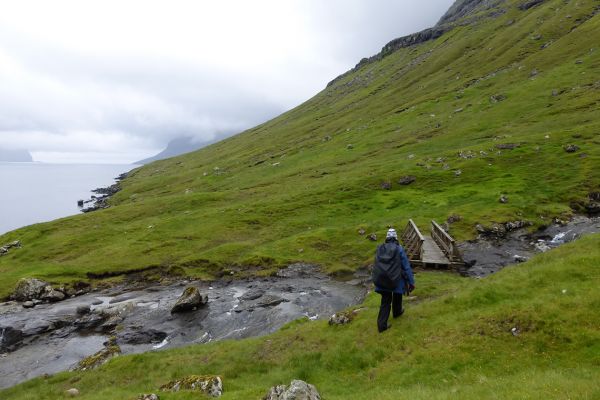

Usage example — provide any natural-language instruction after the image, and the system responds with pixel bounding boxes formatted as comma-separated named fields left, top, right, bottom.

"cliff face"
left=0, top=148, right=33, bottom=162
left=328, top=0, right=510, bottom=87
left=437, top=0, right=505, bottom=25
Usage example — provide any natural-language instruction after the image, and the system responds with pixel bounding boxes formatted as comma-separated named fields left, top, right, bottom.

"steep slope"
left=2, top=233, right=599, bottom=399
left=0, top=0, right=599, bottom=297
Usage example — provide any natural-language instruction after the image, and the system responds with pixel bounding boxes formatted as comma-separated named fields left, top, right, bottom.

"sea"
left=0, top=163, right=137, bottom=235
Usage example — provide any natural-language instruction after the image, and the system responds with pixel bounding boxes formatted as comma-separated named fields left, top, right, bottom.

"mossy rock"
left=160, top=375, right=223, bottom=397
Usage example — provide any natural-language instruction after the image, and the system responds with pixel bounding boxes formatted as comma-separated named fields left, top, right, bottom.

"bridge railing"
left=401, top=219, right=424, bottom=261
left=430, top=220, right=462, bottom=263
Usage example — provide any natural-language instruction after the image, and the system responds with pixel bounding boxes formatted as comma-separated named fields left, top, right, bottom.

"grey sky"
left=0, top=0, right=454, bottom=163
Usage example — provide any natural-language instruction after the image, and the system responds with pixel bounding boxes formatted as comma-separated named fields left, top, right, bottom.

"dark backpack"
left=372, top=242, right=403, bottom=290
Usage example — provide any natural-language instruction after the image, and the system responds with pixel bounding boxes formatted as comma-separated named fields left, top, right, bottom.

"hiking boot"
left=393, top=309, right=405, bottom=318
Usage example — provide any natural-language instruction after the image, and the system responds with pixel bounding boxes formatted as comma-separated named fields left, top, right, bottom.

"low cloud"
left=0, top=0, right=453, bottom=163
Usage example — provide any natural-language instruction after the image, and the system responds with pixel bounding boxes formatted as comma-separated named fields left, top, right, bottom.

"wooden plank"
left=421, top=236, right=450, bottom=265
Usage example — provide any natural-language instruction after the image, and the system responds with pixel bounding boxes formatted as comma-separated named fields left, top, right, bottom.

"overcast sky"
left=0, top=0, right=454, bottom=163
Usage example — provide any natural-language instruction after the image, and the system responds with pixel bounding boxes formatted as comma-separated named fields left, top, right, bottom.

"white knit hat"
left=386, top=228, right=397, bottom=239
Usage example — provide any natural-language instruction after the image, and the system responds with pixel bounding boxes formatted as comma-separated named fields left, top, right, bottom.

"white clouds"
left=0, top=0, right=453, bottom=163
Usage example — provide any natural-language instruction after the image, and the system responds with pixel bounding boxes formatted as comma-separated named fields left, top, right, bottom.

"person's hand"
left=409, top=284, right=415, bottom=293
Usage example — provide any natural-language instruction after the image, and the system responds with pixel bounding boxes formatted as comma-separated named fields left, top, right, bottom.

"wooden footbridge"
left=401, top=219, right=465, bottom=269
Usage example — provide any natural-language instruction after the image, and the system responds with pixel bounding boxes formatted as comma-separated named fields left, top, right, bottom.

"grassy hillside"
left=3, top=233, right=599, bottom=399
left=1, top=0, right=599, bottom=296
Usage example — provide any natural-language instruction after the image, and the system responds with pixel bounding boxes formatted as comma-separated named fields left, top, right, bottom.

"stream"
left=460, top=215, right=600, bottom=277
left=0, top=264, right=366, bottom=389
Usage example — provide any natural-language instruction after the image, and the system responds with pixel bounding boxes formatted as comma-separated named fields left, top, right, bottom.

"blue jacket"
left=374, top=241, right=415, bottom=294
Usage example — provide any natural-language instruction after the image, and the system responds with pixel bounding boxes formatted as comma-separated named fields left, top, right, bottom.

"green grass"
left=3, top=233, right=599, bottom=399
left=1, top=0, right=598, bottom=297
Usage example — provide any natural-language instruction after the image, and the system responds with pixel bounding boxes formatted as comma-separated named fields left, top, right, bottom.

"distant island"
left=134, top=136, right=214, bottom=164
left=0, top=148, right=33, bottom=162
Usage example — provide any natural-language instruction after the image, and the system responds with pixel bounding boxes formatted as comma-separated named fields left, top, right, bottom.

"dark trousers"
left=377, top=291, right=403, bottom=332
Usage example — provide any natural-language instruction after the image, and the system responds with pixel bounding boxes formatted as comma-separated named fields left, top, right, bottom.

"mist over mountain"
left=0, top=148, right=33, bottom=162
left=134, top=137, right=216, bottom=165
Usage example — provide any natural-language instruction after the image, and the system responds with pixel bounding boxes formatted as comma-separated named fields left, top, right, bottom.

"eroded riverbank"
left=0, top=264, right=366, bottom=389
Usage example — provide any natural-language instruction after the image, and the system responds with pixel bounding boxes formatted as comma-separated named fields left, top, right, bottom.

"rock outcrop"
left=0, top=240, right=22, bottom=257
left=263, top=380, right=321, bottom=400
left=170, top=286, right=208, bottom=313
left=12, top=278, right=50, bottom=302
left=73, top=337, right=121, bottom=371
left=160, top=375, right=223, bottom=397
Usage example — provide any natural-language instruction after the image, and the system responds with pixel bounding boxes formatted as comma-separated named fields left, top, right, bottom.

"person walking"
left=372, top=228, right=415, bottom=332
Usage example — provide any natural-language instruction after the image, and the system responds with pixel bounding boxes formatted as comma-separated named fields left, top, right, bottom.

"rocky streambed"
left=461, top=215, right=600, bottom=277
left=0, top=264, right=366, bottom=389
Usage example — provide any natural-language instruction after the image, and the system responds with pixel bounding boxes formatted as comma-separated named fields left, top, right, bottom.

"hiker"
left=372, top=228, right=415, bottom=332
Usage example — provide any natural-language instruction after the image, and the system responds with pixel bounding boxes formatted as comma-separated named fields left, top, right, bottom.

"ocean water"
left=0, top=163, right=136, bottom=235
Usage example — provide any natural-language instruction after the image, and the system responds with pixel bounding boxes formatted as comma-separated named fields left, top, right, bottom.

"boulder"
left=0, top=326, right=24, bottom=352
left=380, top=181, right=392, bottom=190
left=40, top=286, right=66, bottom=302
left=22, top=301, right=35, bottom=309
left=263, top=380, right=321, bottom=400
left=13, top=278, right=50, bottom=301
left=499, top=195, right=509, bottom=204
left=447, top=214, right=462, bottom=224
left=367, top=233, right=377, bottom=241
left=235, top=295, right=288, bottom=313
left=171, top=286, right=208, bottom=313
left=65, top=388, right=80, bottom=397
left=495, top=143, right=520, bottom=150
left=329, top=309, right=363, bottom=326
left=513, top=255, right=528, bottom=263
left=138, top=395, right=159, bottom=400
left=240, top=288, right=265, bottom=301
left=76, top=305, right=91, bottom=315
left=398, top=175, right=416, bottom=185
left=117, top=328, right=167, bottom=345
left=489, top=94, right=506, bottom=103
left=160, top=375, right=223, bottom=397
left=563, top=144, right=579, bottom=153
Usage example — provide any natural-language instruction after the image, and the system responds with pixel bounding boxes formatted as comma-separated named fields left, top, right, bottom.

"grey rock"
left=138, top=395, right=159, bottom=400
left=530, top=68, right=539, bottom=77
left=65, top=388, right=80, bottom=397
left=563, top=144, right=579, bottom=153
left=13, top=278, right=50, bottom=302
left=495, top=143, right=520, bottom=150
left=117, top=328, right=167, bottom=345
left=489, top=94, right=506, bottom=103
left=76, top=305, right=91, bottom=315
left=447, top=214, right=462, bottom=224
left=40, top=286, right=66, bottom=302
left=263, top=380, right=321, bottom=400
left=513, top=255, right=528, bottom=263
left=535, top=241, right=551, bottom=253
left=160, top=375, right=223, bottom=397
left=499, top=195, right=509, bottom=204
left=240, top=288, right=265, bottom=301
left=398, top=175, right=416, bottom=185
left=380, top=181, right=392, bottom=190
left=171, top=286, right=208, bottom=314
left=0, top=326, right=24, bottom=352
left=358, top=228, right=366, bottom=236
left=367, top=233, right=377, bottom=241
left=22, top=301, right=35, bottom=309
left=235, top=295, right=288, bottom=313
